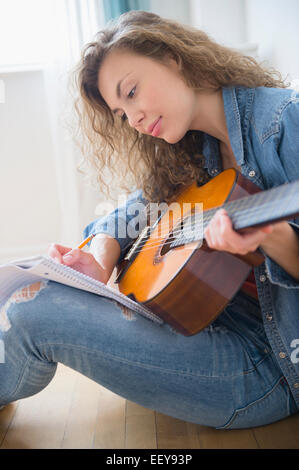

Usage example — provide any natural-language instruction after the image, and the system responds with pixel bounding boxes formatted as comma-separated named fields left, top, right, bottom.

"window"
left=0, top=0, right=60, bottom=67
left=0, top=0, right=103, bottom=68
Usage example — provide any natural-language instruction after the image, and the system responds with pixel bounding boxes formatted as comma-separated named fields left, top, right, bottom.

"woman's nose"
left=128, top=111, right=144, bottom=130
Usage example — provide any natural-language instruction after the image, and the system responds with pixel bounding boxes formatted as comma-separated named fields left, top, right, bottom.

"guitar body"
left=117, top=169, right=265, bottom=336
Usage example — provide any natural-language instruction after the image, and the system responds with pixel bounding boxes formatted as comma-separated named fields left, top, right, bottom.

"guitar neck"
left=215, top=178, right=299, bottom=231
left=174, top=179, right=299, bottom=247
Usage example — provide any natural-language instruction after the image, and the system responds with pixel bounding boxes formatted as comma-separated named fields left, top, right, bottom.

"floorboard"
left=0, top=364, right=298, bottom=449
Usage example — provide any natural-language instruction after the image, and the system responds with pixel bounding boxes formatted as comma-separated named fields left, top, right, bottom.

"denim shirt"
left=84, top=86, right=299, bottom=406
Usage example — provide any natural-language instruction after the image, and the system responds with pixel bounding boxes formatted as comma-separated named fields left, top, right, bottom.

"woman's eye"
left=120, top=86, right=135, bottom=121
left=128, top=86, right=136, bottom=98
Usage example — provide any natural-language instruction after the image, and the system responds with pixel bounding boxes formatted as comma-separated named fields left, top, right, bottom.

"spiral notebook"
left=0, top=255, right=163, bottom=324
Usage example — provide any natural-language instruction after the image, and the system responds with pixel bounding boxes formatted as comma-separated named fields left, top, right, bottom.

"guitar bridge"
left=114, top=226, right=151, bottom=283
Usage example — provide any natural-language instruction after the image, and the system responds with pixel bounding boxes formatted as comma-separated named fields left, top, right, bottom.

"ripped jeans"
left=0, top=280, right=298, bottom=429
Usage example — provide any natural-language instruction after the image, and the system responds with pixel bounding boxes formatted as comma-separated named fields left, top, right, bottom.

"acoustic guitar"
left=115, top=168, right=299, bottom=336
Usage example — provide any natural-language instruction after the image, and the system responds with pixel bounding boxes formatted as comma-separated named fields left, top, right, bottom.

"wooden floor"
left=0, top=363, right=298, bottom=449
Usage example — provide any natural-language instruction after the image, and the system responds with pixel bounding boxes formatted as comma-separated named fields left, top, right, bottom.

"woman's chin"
left=159, top=130, right=185, bottom=144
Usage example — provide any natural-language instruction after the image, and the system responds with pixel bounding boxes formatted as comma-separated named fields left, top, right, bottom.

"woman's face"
left=97, top=49, right=198, bottom=144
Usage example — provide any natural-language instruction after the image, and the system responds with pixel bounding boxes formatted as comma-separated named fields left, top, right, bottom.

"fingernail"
left=63, top=253, right=73, bottom=260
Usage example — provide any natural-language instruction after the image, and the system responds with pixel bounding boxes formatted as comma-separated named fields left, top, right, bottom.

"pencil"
left=76, top=233, right=96, bottom=249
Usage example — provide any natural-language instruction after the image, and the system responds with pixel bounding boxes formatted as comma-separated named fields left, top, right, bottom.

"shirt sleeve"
left=83, top=189, right=149, bottom=263
left=262, top=222, right=299, bottom=289
left=263, top=94, right=299, bottom=288
left=276, top=93, right=299, bottom=182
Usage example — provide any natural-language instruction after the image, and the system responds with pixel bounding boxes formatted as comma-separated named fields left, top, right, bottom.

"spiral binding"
left=42, top=257, right=163, bottom=324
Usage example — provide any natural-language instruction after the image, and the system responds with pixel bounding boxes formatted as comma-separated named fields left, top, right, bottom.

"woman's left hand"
left=204, top=208, right=274, bottom=255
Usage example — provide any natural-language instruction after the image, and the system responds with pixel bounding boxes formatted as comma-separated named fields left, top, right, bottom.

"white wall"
left=189, top=0, right=299, bottom=81
left=151, top=1, right=258, bottom=58
left=150, top=0, right=190, bottom=23
left=245, top=0, right=299, bottom=81
left=189, top=0, right=247, bottom=46
left=0, top=70, right=62, bottom=262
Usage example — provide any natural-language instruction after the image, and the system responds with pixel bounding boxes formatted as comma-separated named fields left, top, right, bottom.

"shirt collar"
left=221, top=86, right=245, bottom=167
left=202, top=133, right=222, bottom=176
left=201, top=86, right=255, bottom=175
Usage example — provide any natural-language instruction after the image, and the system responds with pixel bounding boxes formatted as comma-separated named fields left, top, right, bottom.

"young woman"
left=0, top=11, right=298, bottom=430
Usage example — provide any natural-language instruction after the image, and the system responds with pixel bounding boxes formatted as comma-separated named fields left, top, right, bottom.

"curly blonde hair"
left=71, top=10, right=287, bottom=203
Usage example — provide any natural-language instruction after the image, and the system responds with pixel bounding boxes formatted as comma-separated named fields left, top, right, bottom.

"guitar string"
left=126, top=199, right=297, bottom=256
left=166, top=179, right=297, bottom=236
left=144, top=178, right=296, bottom=230
left=138, top=185, right=295, bottom=246
left=101, top=181, right=297, bottom=256
left=140, top=180, right=296, bottom=244
left=124, top=190, right=298, bottom=255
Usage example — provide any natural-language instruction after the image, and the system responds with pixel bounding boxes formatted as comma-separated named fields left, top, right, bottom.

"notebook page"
left=0, top=256, right=163, bottom=324
left=27, top=257, right=163, bottom=324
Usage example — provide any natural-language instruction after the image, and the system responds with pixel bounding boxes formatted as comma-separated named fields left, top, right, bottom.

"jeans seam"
left=36, top=341, right=273, bottom=379
left=217, top=375, right=284, bottom=429
left=0, top=354, right=32, bottom=403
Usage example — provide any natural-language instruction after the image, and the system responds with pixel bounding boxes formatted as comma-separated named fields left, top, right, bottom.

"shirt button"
left=279, top=352, right=287, bottom=359
left=293, top=383, right=299, bottom=389
left=259, top=274, right=267, bottom=282
left=266, top=314, right=273, bottom=321
left=249, top=170, right=256, bottom=177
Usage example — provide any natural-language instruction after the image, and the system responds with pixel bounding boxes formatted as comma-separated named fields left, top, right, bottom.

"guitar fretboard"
left=174, top=179, right=299, bottom=246
left=207, top=179, right=299, bottom=230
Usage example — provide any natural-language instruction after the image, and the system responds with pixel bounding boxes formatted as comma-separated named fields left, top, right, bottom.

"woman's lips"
left=147, top=117, right=162, bottom=137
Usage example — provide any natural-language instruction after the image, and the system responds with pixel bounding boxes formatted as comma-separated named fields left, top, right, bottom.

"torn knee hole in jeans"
left=120, top=305, right=137, bottom=321
left=110, top=300, right=137, bottom=321
left=10, top=281, right=48, bottom=303
left=0, top=281, right=48, bottom=332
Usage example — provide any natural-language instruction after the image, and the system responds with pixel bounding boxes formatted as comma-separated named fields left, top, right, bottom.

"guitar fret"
left=225, top=184, right=295, bottom=222
left=201, top=180, right=299, bottom=236
left=234, top=188, right=298, bottom=228
left=234, top=200, right=299, bottom=230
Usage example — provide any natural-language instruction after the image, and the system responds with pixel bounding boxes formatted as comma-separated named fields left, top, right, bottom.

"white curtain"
left=42, top=0, right=105, bottom=245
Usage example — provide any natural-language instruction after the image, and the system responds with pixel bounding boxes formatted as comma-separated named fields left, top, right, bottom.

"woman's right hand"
left=47, top=243, right=111, bottom=284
